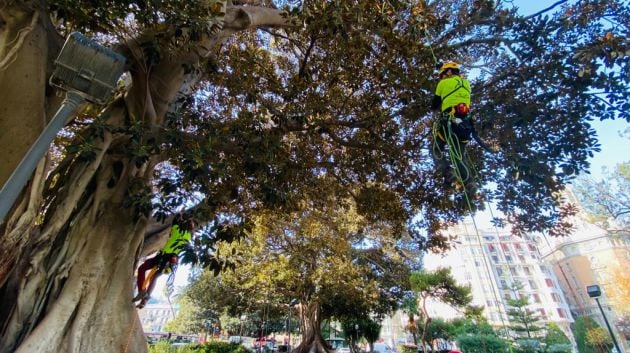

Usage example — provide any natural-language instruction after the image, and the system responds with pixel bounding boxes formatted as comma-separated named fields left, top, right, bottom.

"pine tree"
left=506, top=283, right=544, bottom=339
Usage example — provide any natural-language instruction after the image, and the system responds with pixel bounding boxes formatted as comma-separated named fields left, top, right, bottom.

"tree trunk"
left=0, top=5, right=64, bottom=186
left=406, top=313, right=418, bottom=346
left=295, top=301, right=332, bottom=353
left=1, top=207, right=148, bottom=353
left=0, top=3, right=292, bottom=353
left=419, top=296, right=430, bottom=353
left=0, top=107, right=154, bottom=352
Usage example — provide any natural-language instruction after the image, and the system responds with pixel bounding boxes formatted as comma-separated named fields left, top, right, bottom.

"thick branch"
left=224, top=5, right=294, bottom=30
left=523, top=0, right=570, bottom=20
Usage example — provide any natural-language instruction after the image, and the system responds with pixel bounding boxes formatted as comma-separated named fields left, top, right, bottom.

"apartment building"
left=539, top=218, right=630, bottom=352
left=424, top=219, right=574, bottom=338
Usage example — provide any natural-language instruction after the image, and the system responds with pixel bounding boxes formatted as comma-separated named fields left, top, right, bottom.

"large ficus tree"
left=0, top=0, right=627, bottom=352
left=182, top=201, right=419, bottom=353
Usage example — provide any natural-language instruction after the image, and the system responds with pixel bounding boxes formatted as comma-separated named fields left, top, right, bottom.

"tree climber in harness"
left=133, top=215, right=194, bottom=308
left=430, top=61, right=477, bottom=193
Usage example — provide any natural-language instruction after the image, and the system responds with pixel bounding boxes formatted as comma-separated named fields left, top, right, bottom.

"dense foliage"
left=177, top=203, right=420, bottom=352
left=1, top=0, right=629, bottom=352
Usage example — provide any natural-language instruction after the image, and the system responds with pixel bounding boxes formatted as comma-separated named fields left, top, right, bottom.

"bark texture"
left=295, top=301, right=333, bottom=353
left=0, top=3, right=292, bottom=352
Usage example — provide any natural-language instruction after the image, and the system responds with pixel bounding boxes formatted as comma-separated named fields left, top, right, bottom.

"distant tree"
left=506, top=284, right=544, bottom=340
left=340, top=316, right=381, bottom=353
left=184, top=202, right=418, bottom=353
left=586, top=327, right=613, bottom=353
left=419, top=318, right=452, bottom=352
left=164, top=296, right=218, bottom=336
left=456, top=334, right=509, bottom=353
left=449, top=317, right=496, bottom=337
left=409, top=268, right=472, bottom=351
left=574, top=162, right=630, bottom=229
left=361, top=318, right=382, bottom=353
left=606, top=263, right=630, bottom=319
left=401, top=295, right=420, bottom=345
left=543, top=323, right=571, bottom=353
left=572, top=317, right=613, bottom=353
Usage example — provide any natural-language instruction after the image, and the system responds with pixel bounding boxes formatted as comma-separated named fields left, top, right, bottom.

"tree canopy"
left=1, top=0, right=629, bottom=352
left=574, top=161, right=630, bottom=229
left=179, top=202, right=419, bottom=352
left=409, top=268, right=472, bottom=349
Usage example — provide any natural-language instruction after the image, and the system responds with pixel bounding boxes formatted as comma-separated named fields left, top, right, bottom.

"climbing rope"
left=423, top=28, right=440, bottom=68
left=438, top=115, right=514, bottom=344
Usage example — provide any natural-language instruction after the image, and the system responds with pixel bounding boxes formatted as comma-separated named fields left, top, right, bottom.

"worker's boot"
left=132, top=290, right=147, bottom=302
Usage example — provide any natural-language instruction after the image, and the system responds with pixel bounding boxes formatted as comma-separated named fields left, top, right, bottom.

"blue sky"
left=509, top=0, right=629, bottom=180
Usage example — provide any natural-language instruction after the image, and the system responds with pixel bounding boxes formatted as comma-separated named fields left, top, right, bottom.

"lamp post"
left=586, top=285, right=622, bottom=353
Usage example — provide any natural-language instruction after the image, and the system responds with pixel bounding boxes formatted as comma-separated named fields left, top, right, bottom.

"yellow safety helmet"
left=438, top=61, right=460, bottom=76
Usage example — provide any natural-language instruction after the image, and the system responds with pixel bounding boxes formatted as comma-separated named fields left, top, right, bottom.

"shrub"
left=189, top=341, right=251, bottom=353
left=399, top=344, right=418, bottom=353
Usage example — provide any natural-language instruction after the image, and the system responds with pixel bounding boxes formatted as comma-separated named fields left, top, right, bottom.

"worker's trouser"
left=432, top=113, right=474, bottom=186
left=136, top=252, right=175, bottom=295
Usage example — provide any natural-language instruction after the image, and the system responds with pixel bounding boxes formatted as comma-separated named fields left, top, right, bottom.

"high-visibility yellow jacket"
left=433, top=76, right=471, bottom=112
left=161, top=224, right=192, bottom=255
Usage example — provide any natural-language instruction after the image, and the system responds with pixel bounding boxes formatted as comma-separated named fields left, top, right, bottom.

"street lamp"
left=586, top=285, right=622, bottom=353
left=0, top=32, right=125, bottom=223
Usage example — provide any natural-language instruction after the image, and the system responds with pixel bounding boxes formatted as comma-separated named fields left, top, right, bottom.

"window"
left=532, top=293, right=541, bottom=303
left=529, top=280, right=538, bottom=289
left=514, top=243, right=522, bottom=251
left=500, top=279, right=508, bottom=289
left=528, top=244, right=536, bottom=251
left=488, top=244, right=496, bottom=252
left=524, top=267, right=531, bottom=275
left=505, top=255, right=513, bottom=262
left=497, top=268, right=504, bottom=275
left=504, top=293, right=511, bottom=300
left=501, top=243, right=510, bottom=251
left=538, top=309, right=546, bottom=318
left=557, top=308, right=566, bottom=318
left=545, top=278, right=554, bottom=288
left=551, top=293, right=561, bottom=302
left=510, top=267, right=518, bottom=275
left=492, top=256, right=499, bottom=263
left=475, top=260, right=481, bottom=267
left=487, top=300, right=494, bottom=307
left=518, top=255, right=526, bottom=262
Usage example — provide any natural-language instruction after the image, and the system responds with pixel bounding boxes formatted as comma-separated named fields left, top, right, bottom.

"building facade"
left=424, top=219, right=574, bottom=339
left=539, top=217, right=630, bottom=352
left=138, top=301, right=179, bottom=333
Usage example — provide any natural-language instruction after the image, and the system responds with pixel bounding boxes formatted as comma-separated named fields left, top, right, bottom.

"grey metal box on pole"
left=0, top=32, right=126, bottom=223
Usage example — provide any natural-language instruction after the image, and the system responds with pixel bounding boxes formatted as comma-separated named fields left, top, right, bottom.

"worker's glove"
left=453, top=117, right=463, bottom=124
